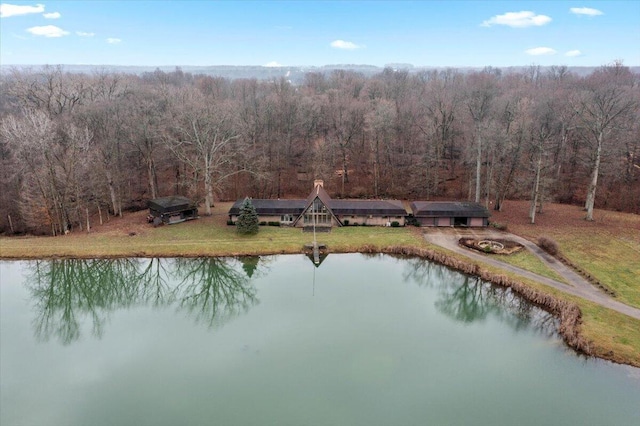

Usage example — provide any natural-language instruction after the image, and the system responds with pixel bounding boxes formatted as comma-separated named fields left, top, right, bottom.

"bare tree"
left=165, top=89, right=243, bottom=215
left=572, top=62, right=636, bottom=220
left=323, top=82, right=366, bottom=196
left=1, top=109, right=91, bottom=234
left=464, top=72, right=499, bottom=202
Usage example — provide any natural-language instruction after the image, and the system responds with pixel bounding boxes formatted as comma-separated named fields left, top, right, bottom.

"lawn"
left=492, top=201, right=640, bottom=309
left=0, top=203, right=429, bottom=259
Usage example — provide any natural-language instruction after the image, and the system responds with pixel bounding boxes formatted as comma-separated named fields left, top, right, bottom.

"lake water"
left=1, top=254, right=639, bottom=426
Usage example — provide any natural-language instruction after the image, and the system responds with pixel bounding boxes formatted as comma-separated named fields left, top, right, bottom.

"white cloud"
left=76, top=31, right=95, bottom=37
left=565, top=50, right=583, bottom=57
left=106, top=38, right=122, bottom=44
left=525, top=47, right=557, bottom=56
left=43, top=12, right=61, bottom=19
left=330, top=39, right=364, bottom=50
left=27, top=25, right=69, bottom=37
left=570, top=7, right=603, bottom=16
left=264, top=61, right=283, bottom=67
left=0, top=3, right=44, bottom=18
left=481, top=11, right=552, bottom=28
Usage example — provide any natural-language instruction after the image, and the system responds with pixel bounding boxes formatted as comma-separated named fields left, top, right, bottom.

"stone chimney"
left=314, top=179, right=324, bottom=189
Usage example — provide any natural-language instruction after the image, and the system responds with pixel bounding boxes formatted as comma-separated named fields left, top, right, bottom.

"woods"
left=1, top=64, right=638, bottom=235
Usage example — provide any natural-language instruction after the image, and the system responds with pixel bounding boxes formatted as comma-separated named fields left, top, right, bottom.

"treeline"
left=0, top=63, right=638, bottom=235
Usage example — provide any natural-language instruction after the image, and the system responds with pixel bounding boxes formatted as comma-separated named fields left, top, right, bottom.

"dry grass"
left=492, top=201, right=640, bottom=308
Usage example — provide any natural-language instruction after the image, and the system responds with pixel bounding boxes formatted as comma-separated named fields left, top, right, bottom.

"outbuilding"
left=410, top=201, right=489, bottom=227
left=148, top=196, right=198, bottom=225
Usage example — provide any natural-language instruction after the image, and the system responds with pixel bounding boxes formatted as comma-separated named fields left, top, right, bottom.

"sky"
left=1, top=1, right=639, bottom=68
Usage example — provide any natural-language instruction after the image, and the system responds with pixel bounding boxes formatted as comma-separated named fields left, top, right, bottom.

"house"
left=228, top=180, right=407, bottom=228
left=148, top=196, right=198, bottom=225
left=409, top=201, right=489, bottom=227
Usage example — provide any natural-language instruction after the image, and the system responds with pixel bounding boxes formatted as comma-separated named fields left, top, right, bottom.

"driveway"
left=422, top=228, right=640, bottom=320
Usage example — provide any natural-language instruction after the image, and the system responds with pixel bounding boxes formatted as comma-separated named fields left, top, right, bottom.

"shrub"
left=268, top=221, right=280, bottom=227
left=490, top=221, right=508, bottom=231
left=406, top=216, right=420, bottom=227
left=390, top=221, right=400, bottom=227
left=343, top=219, right=349, bottom=226
left=236, top=198, right=260, bottom=235
left=538, top=236, right=559, bottom=256
left=226, top=219, right=234, bottom=226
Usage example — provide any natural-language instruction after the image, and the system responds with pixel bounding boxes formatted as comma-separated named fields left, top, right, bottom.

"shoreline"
left=2, top=242, right=637, bottom=368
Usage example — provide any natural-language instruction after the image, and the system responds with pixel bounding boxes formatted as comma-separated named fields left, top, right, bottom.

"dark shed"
left=148, top=196, right=198, bottom=225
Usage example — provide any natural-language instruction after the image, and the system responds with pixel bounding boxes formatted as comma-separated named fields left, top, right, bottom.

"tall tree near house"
left=464, top=71, right=499, bottom=203
left=78, top=99, right=128, bottom=217
left=166, top=89, right=243, bottom=215
left=365, top=99, right=396, bottom=197
left=122, top=86, right=168, bottom=200
left=323, top=86, right=366, bottom=196
left=271, top=78, right=302, bottom=196
left=528, top=98, right=560, bottom=224
left=491, top=91, right=530, bottom=211
left=572, top=62, right=637, bottom=221
left=416, top=70, right=462, bottom=198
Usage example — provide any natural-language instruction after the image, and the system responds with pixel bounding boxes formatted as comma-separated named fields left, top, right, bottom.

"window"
left=304, top=198, right=331, bottom=225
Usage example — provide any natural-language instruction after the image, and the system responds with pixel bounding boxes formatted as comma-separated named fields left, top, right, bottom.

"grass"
left=474, top=249, right=569, bottom=285
left=0, top=203, right=429, bottom=259
left=1, top=201, right=639, bottom=367
left=507, top=227, right=640, bottom=309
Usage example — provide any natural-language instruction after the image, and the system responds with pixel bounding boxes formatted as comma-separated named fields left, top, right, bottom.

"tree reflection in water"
left=172, top=258, right=257, bottom=328
left=26, top=257, right=258, bottom=345
left=403, top=257, right=558, bottom=337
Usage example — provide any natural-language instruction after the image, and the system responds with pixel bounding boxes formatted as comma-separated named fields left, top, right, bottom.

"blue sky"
left=1, top=1, right=638, bottom=67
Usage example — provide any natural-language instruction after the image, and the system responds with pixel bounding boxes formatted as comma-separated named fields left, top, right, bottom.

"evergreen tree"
left=236, top=198, right=259, bottom=235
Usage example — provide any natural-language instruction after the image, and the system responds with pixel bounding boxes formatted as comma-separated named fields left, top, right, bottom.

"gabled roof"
left=292, top=184, right=342, bottom=226
left=410, top=201, right=490, bottom=218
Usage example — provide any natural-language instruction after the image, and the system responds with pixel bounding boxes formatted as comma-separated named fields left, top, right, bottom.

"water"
left=1, top=254, right=639, bottom=426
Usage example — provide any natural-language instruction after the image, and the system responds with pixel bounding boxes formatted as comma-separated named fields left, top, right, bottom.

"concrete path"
left=422, top=228, right=640, bottom=320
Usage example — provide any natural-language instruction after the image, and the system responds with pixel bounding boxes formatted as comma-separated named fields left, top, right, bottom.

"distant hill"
left=2, top=64, right=638, bottom=84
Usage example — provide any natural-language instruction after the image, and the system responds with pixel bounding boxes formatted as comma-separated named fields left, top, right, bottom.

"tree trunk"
left=341, top=148, right=348, bottom=197
left=475, top=132, right=482, bottom=203
left=106, top=170, right=118, bottom=217
left=147, top=157, right=158, bottom=200
left=585, top=131, right=603, bottom=221
left=204, top=168, right=213, bottom=215
left=530, top=149, right=543, bottom=224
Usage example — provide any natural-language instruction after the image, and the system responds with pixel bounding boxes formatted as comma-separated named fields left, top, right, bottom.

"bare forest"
left=1, top=63, right=638, bottom=235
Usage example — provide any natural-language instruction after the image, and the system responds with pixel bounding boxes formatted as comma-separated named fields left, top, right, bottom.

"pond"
left=1, top=254, right=639, bottom=426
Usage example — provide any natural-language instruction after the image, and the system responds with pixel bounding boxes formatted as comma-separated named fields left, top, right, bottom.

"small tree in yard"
left=236, top=198, right=259, bottom=235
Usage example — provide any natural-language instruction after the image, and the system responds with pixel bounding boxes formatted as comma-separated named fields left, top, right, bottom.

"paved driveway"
left=422, top=228, right=640, bottom=320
